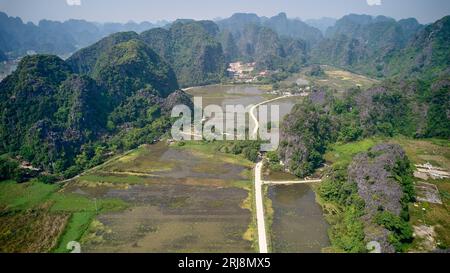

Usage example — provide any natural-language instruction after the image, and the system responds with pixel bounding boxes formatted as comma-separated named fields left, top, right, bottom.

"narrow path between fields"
left=249, top=95, right=294, bottom=139
left=254, top=161, right=268, bottom=253
left=250, top=93, right=323, bottom=253
left=254, top=160, right=322, bottom=253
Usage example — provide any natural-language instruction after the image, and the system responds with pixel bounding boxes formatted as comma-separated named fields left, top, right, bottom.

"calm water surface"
left=268, top=184, right=330, bottom=253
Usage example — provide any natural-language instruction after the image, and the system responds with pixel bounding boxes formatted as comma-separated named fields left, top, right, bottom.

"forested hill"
left=140, top=20, right=226, bottom=87
left=312, top=14, right=422, bottom=77
left=386, top=15, right=450, bottom=80
left=0, top=44, right=188, bottom=178
left=69, top=18, right=310, bottom=88
left=312, top=14, right=450, bottom=80
left=216, top=12, right=449, bottom=79
left=278, top=74, right=449, bottom=251
left=276, top=13, right=450, bottom=254
left=217, top=14, right=311, bottom=72
left=68, top=20, right=226, bottom=88
left=279, top=73, right=450, bottom=178
left=279, top=15, right=449, bottom=176
left=67, top=32, right=179, bottom=99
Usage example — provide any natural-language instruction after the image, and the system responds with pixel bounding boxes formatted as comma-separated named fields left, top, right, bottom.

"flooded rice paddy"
left=268, top=184, right=330, bottom=253
left=63, top=84, right=330, bottom=253
left=65, top=141, right=255, bottom=253
left=82, top=184, right=253, bottom=253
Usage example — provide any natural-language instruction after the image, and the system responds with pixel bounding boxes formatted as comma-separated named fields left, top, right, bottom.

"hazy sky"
left=1, top=0, right=449, bottom=24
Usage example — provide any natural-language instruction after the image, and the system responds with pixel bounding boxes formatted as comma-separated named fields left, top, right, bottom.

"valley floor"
left=1, top=69, right=448, bottom=253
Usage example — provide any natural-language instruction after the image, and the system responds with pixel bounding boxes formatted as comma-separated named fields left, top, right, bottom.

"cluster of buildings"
left=227, top=62, right=270, bottom=83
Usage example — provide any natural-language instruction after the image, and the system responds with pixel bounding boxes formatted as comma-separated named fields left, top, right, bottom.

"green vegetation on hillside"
left=387, top=16, right=450, bottom=81
left=317, top=141, right=417, bottom=252
left=279, top=98, right=335, bottom=177
left=141, top=21, right=226, bottom=87
left=279, top=73, right=449, bottom=178
left=0, top=42, right=185, bottom=178
left=312, top=14, right=450, bottom=81
left=218, top=22, right=308, bottom=73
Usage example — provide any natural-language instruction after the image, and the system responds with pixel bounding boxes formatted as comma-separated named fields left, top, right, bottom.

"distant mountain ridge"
left=312, top=14, right=427, bottom=78
left=4, top=10, right=448, bottom=82
left=262, top=12, right=324, bottom=46
left=0, top=11, right=168, bottom=58
left=217, top=13, right=312, bottom=71
left=217, top=12, right=323, bottom=47
left=305, top=17, right=337, bottom=34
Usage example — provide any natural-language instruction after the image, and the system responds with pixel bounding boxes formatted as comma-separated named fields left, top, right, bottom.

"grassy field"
left=53, top=212, right=95, bottom=253
left=391, top=137, right=450, bottom=251
left=282, top=65, right=379, bottom=94
left=0, top=180, right=128, bottom=253
left=392, top=137, right=450, bottom=170
left=0, top=180, right=58, bottom=210
left=0, top=209, right=69, bottom=253
left=324, top=138, right=379, bottom=168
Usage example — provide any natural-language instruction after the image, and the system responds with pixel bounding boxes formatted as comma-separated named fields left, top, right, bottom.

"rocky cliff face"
left=279, top=90, right=336, bottom=177
left=348, top=144, right=410, bottom=253
left=348, top=144, right=406, bottom=216
left=140, top=21, right=226, bottom=87
left=217, top=14, right=310, bottom=71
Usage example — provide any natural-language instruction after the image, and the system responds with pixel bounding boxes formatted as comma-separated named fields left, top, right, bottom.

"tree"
left=243, top=147, right=259, bottom=162
left=0, top=157, right=19, bottom=181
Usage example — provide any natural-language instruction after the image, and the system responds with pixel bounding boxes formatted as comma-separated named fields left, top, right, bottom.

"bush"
left=328, top=206, right=366, bottom=253
left=13, top=168, right=40, bottom=183
left=63, top=165, right=82, bottom=179
left=243, top=147, right=259, bottom=162
left=266, top=151, right=282, bottom=171
left=38, top=174, right=59, bottom=184
left=0, top=157, right=19, bottom=181
left=375, top=211, right=413, bottom=252
left=319, top=168, right=365, bottom=209
left=338, top=125, right=363, bottom=142
left=307, top=65, right=325, bottom=77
